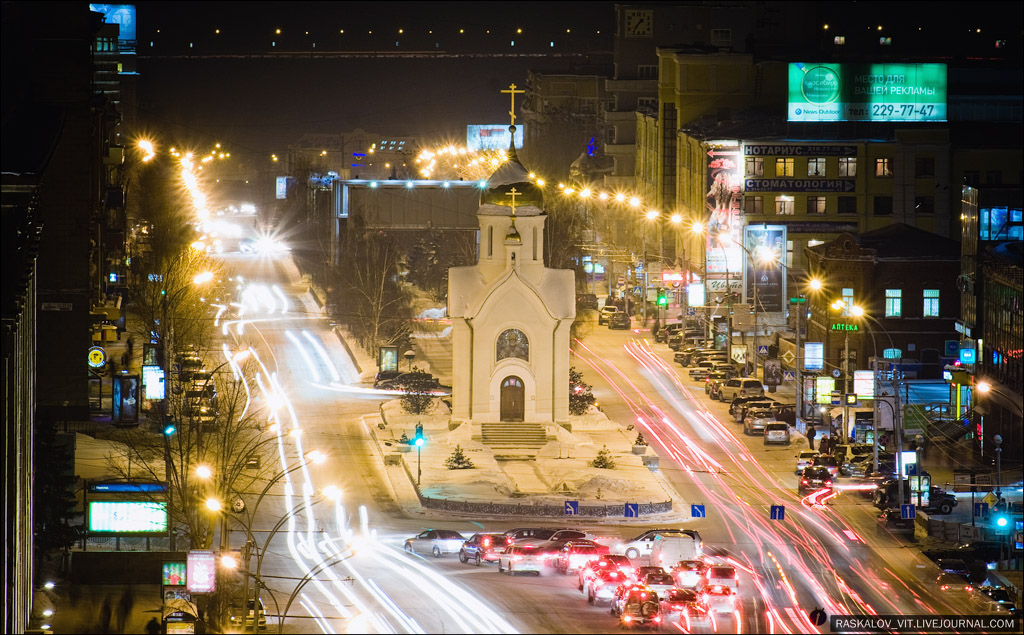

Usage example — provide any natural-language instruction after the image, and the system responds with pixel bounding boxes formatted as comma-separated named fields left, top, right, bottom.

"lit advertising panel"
left=853, top=370, right=875, bottom=398
left=187, top=550, right=217, bottom=594
left=705, top=142, right=743, bottom=282
left=805, top=342, right=824, bottom=370
left=142, top=365, right=165, bottom=400
left=88, top=4, right=136, bottom=48
left=816, top=377, right=836, bottom=404
left=276, top=176, right=288, bottom=200
left=687, top=283, right=705, bottom=307
left=788, top=63, right=947, bottom=122
left=89, top=501, right=167, bottom=533
left=467, top=124, right=524, bottom=151
left=743, top=225, right=786, bottom=313
left=162, top=562, right=187, bottom=586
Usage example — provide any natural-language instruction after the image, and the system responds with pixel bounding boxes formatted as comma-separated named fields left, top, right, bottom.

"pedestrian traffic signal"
left=414, top=423, right=424, bottom=446
left=657, top=290, right=668, bottom=306
left=163, top=423, right=177, bottom=436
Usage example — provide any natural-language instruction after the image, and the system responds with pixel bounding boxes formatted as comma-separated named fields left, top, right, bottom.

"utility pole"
left=794, top=295, right=804, bottom=429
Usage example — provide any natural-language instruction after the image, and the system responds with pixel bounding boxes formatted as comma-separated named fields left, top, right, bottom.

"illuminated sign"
left=88, top=4, right=137, bottom=45
left=466, top=124, right=524, bottom=151
left=687, top=283, right=705, bottom=308
left=88, top=346, right=107, bottom=368
left=730, top=344, right=747, bottom=366
left=705, top=142, right=743, bottom=284
left=187, top=550, right=217, bottom=594
left=816, top=377, right=836, bottom=403
left=805, top=342, right=824, bottom=370
left=88, top=501, right=167, bottom=533
left=788, top=63, right=947, bottom=122
left=162, top=562, right=186, bottom=586
left=853, top=370, right=875, bottom=398
left=275, top=176, right=288, bottom=200
left=142, top=365, right=165, bottom=400
left=959, top=346, right=976, bottom=364
left=744, top=225, right=786, bottom=312
left=831, top=323, right=859, bottom=331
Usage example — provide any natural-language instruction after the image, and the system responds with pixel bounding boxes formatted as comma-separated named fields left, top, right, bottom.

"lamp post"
left=993, top=433, right=1002, bottom=499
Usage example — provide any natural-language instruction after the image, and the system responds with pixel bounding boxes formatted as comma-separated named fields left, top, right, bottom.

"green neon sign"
left=789, top=63, right=947, bottom=122
left=831, top=323, right=859, bottom=332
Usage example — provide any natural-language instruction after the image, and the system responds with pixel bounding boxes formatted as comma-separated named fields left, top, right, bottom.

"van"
left=718, top=378, right=764, bottom=402
left=649, top=533, right=701, bottom=567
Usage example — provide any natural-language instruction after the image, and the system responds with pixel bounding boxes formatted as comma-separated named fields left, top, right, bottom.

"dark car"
left=373, top=370, right=402, bottom=386
left=873, top=478, right=958, bottom=515
left=731, top=398, right=776, bottom=422
left=375, top=372, right=442, bottom=390
left=577, top=293, right=598, bottom=310
left=798, top=466, right=834, bottom=495
left=656, top=324, right=684, bottom=344
left=609, top=312, right=632, bottom=330
left=923, top=541, right=1005, bottom=565
left=459, top=533, right=510, bottom=565
left=769, top=404, right=797, bottom=426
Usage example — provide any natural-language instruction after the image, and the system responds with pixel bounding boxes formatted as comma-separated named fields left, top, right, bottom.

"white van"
left=649, top=533, right=701, bottom=567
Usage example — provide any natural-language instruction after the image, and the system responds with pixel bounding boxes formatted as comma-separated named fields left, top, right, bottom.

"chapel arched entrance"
left=500, top=376, right=525, bottom=421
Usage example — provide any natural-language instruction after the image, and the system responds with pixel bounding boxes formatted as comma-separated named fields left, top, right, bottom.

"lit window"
left=834, top=36, right=846, bottom=45
left=875, top=158, right=892, bottom=177
left=808, top=158, right=827, bottom=177
left=885, top=289, right=902, bottom=317
left=842, top=288, right=854, bottom=317
left=776, top=158, right=795, bottom=177
left=745, top=157, right=763, bottom=176
left=806, top=196, right=826, bottom=215
left=923, top=289, right=940, bottom=317
left=838, top=157, right=857, bottom=177
left=775, top=196, right=793, bottom=215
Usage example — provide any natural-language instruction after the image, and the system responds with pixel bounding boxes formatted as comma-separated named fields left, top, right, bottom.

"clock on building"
left=624, top=9, right=653, bottom=38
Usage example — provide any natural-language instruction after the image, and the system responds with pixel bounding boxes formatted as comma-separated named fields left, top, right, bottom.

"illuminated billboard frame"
left=466, top=125, right=524, bottom=151
left=88, top=501, right=167, bottom=533
left=788, top=63, right=947, bottom=122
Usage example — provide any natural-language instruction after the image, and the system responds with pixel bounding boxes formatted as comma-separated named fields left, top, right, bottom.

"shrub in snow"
left=590, top=445, right=616, bottom=469
left=396, top=366, right=437, bottom=415
left=569, top=367, right=596, bottom=416
left=634, top=432, right=648, bottom=446
left=444, top=445, right=475, bottom=470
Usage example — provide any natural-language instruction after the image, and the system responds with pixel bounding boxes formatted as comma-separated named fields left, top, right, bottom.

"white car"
left=403, top=529, right=466, bottom=557
left=795, top=450, right=818, bottom=474
left=497, top=545, right=543, bottom=576
left=718, top=378, right=765, bottom=402
left=599, top=305, right=618, bottom=325
left=612, top=529, right=689, bottom=560
left=763, top=422, right=791, bottom=445
left=671, top=560, right=708, bottom=589
left=702, top=565, right=738, bottom=593
left=643, top=572, right=677, bottom=599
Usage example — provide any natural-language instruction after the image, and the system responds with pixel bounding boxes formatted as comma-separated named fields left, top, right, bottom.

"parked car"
left=458, top=533, right=510, bottom=565
left=497, top=544, right=543, bottom=575
left=229, top=598, right=267, bottom=630
left=577, top=293, right=598, bottom=310
left=798, top=466, right=834, bottom=495
left=719, top=378, right=765, bottom=402
left=849, top=453, right=895, bottom=479
left=769, top=403, right=797, bottom=426
left=688, top=361, right=718, bottom=381
left=735, top=399, right=777, bottom=424
left=403, top=529, right=466, bottom=557
left=730, top=396, right=770, bottom=418
left=763, top=422, right=791, bottom=445
left=710, top=363, right=737, bottom=379
left=609, top=312, right=632, bottom=330
left=873, top=478, right=958, bottom=515
left=795, top=450, right=819, bottom=474
left=833, top=444, right=874, bottom=476
left=743, top=409, right=776, bottom=435
left=923, top=541, right=1005, bottom=565
left=705, top=373, right=731, bottom=398
left=656, top=324, right=684, bottom=344
left=599, top=305, right=619, bottom=325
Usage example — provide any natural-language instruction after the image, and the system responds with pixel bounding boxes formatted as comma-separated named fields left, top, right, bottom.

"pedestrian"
left=96, top=597, right=113, bottom=634
left=818, top=435, right=830, bottom=456
left=145, top=617, right=161, bottom=635
left=805, top=424, right=816, bottom=451
left=116, top=588, right=135, bottom=633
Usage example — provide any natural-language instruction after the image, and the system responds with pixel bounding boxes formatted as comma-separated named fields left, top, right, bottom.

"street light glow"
left=220, top=555, right=238, bottom=569
left=323, top=485, right=342, bottom=501
left=645, top=209, right=659, bottom=220
left=809, top=278, right=823, bottom=291
left=205, top=498, right=222, bottom=512
left=193, top=271, right=214, bottom=285
left=850, top=304, right=865, bottom=317
left=670, top=213, right=682, bottom=224
left=976, top=381, right=991, bottom=393
left=196, top=465, right=212, bottom=479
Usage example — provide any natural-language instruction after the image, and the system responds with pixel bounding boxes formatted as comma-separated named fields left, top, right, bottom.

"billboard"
left=142, top=365, right=165, bottom=400
left=764, top=358, right=782, bottom=387
left=89, top=4, right=137, bottom=44
left=467, top=124, right=524, bottom=151
left=743, top=225, right=786, bottom=313
left=854, top=370, right=875, bottom=398
left=805, top=342, right=824, bottom=370
left=788, top=63, right=947, bottom=122
left=815, top=377, right=836, bottom=404
left=162, top=562, right=187, bottom=587
left=276, top=176, right=288, bottom=200
left=687, top=283, right=705, bottom=307
left=112, top=375, right=139, bottom=425
left=89, top=501, right=167, bottom=533
left=187, top=550, right=216, bottom=594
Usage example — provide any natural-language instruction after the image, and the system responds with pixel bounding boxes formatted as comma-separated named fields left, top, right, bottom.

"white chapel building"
left=447, top=139, right=575, bottom=438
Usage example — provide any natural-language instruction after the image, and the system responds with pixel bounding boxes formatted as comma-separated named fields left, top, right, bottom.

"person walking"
left=145, top=617, right=162, bottom=635
left=818, top=434, right=830, bottom=456
left=805, top=424, right=816, bottom=451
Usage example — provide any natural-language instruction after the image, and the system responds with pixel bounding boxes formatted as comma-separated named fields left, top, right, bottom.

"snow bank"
left=416, top=307, right=447, bottom=320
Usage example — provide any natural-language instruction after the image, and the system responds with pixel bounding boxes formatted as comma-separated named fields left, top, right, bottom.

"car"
left=586, top=568, right=630, bottom=605
left=769, top=403, right=797, bottom=425
left=710, top=363, right=737, bottom=379
left=873, top=478, right=958, bottom=515
left=504, top=527, right=558, bottom=544
left=743, top=409, right=775, bottom=435
left=733, top=398, right=776, bottom=422
left=611, top=584, right=663, bottom=627
left=673, top=347, right=707, bottom=364
left=373, top=370, right=403, bottom=386
left=577, top=293, right=598, bottom=310
left=609, top=312, right=632, bottom=330
left=719, top=378, right=765, bottom=402
left=936, top=572, right=973, bottom=592
left=656, top=324, right=684, bottom=344
left=553, top=541, right=609, bottom=574
left=979, top=587, right=1017, bottom=614
left=704, top=372, right=731, bottom=397
left=543, top=529, right=591, bottom=545
left=934, top=558, right=971, bottom=577
left=688, top=361, right=717, bottom=381
left=849, top=453, right=895, bottom=479
left=923, top=541, right=1005, bottom=565
left=796, top=450, right=819, bottom=474
left=459, top=533, right=510, bottom=565
left=375, top=372, right=442, bottom=391
left=798, top=466, right=834, bottom=495
left=701, top=586, right=739, bottom=615
left=670, top=560, right=708, bottom=589
left=643, top=572, right=677, bottom=599
left=636, top=565, right=666, bottom=579
left=229, top=598, right=267, bottom=630
left=403, top=529, right=466, bottom=557
left=661, top=588, right=712, bottom=629
left=599, top=305, right=619, bottom=325
left=497, top=545, right=543, bottom=576
left=612, top=529, right=693, bottom=561
left=579, top=555, right=636, bottom=591
left=763, top=422, right=791, bottom=445
left=702, top=566, right=738, bottom=592
left=811, top=454, right=840, bottom=479
left=833, top=444, right=874, bottom=476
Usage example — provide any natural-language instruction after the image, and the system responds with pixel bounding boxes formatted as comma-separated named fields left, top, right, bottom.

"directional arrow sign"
left=565, top=501, right=579, bottom=516
left=691, top=504, right=706, bottom=518
left=901, top=504, right=916, bottom=520
left=974, top=502, right=989, bottom=518
left=770, top=505, right=785, bottom=520
left=624, top=503, right=639, bottom=518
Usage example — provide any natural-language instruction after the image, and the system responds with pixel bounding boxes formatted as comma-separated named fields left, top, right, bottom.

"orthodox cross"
left=505, top=187, right=520, bottom=214
left=500, top=83, right=525, bottom=127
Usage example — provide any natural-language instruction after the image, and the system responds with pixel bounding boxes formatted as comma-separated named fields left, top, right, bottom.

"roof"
left=856, top=223, right=961, bottom=260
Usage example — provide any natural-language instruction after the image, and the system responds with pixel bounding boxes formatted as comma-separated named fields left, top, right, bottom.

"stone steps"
left=481, top=422, right=548, bottom=449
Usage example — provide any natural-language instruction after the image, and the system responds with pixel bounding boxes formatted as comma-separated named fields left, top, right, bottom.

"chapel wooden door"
left=500, top=376, right=524, bottom=421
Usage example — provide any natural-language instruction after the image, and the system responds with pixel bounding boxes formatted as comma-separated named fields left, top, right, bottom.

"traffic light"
left=163, top=422, right=177, bottom=436
left=414, top=423, right=424, bottom=447
left=657, top=290, right=668, bottom=307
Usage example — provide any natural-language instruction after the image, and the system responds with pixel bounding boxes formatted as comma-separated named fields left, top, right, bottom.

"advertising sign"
left=275, top=176, right=288, bottom=200
left=467, top=124, right=524, bottom=151
left=162, top=562, right=187, bottom=587
left=745, top=145, right=857, bottom=156
left=113, top=375, right=140, bottom=425
left=142, top=365, right=165, bottom=400
left=88, top=4, right=137, bottom=47
left=378, top=346, right=398, bottom=373
left=687, top=283, right=705, bottom=308
left=805, top=342, right=824, bottom=370
left=705, top=142, right=744, bottom=287
left=186, top=550, right=217, bottom=594
left=764, top=358, right=782, bottom=387
left=816, top=377, right=836, bottom=404
left=743, top=225, right=786, bottom=313
left=853, top=370, right=875, bottom=398
left=88, top=501, right=168, bottom=533
left=744, top=179, right=856, bottom=193
left=788, top=63, right=947, bottom=122
left=730, top=343, right=747, bottom=366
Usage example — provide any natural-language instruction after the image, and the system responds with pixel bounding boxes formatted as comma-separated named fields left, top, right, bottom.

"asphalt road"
left=214, top=252, right=988, bottom=634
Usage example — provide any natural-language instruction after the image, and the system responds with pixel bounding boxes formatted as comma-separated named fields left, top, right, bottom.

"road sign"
left=624, top=503, right=639, bottom=518
left=901, top=504, right=916, bottom=520
left=974, top=502, right=989, bottom=518
left=831, top=391, right=842, bottom=406
left=959, top=347, right=976, bottom=364
left=832, top=368, right=842, bottom=378
left=789, top=297, right=807, bottom=304
left=88, top=346, right=107, bottom=368
left=632, top=286, right=642, bottom=295
left=757, top=345, right=770, bottom=356
left=565, top=501, right=579, bottom=516
left=983, top=491, right=998, bottom=506
left=691, top=504, right=706, bottom=518
left=906, top=463, right=918, bottom=476
left=809, top=608, right=827, bottom=626
left=781, top=350, right=796, bottom=364
left=783, top=370, right=796, bottom=382
left=770, top=505, right=785, bottom=520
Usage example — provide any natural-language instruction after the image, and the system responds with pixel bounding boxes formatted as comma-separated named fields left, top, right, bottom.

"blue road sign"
left=782, top=370, right=795, bottom=382
left=624, top=503, right=639, bottom=518
left=770, top=505, right=785, bottom=520
left=691, top=504, right=706, bottom=518
left=901, top=504, right=916, bottom=520
left=831, top=391, right=842, bottom=406
left=974, top=502, right=989, bottom=518
left=757, top=345, right=770, bottom=356
left=565, top=500, right=579, bottom=516
left=905, top=463, right=918, bottom=476
left=632, top=286, right=642, bottom=295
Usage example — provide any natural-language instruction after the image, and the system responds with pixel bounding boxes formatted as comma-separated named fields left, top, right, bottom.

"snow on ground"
left=416, top=307, right=447, bottom=320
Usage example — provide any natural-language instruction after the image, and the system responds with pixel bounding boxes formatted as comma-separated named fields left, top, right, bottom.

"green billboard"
left=788, top=63, right=947, bottom=122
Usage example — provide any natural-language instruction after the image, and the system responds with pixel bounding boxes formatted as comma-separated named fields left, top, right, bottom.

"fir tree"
left=444, top=445, right=475, bottom=470
left=569, top=366, right=596, bottom=415
left=590, top=445, right=616, bottom=469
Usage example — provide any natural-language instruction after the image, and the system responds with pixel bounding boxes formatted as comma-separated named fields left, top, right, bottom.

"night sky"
left=135, top=2, right=617, bottom=156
